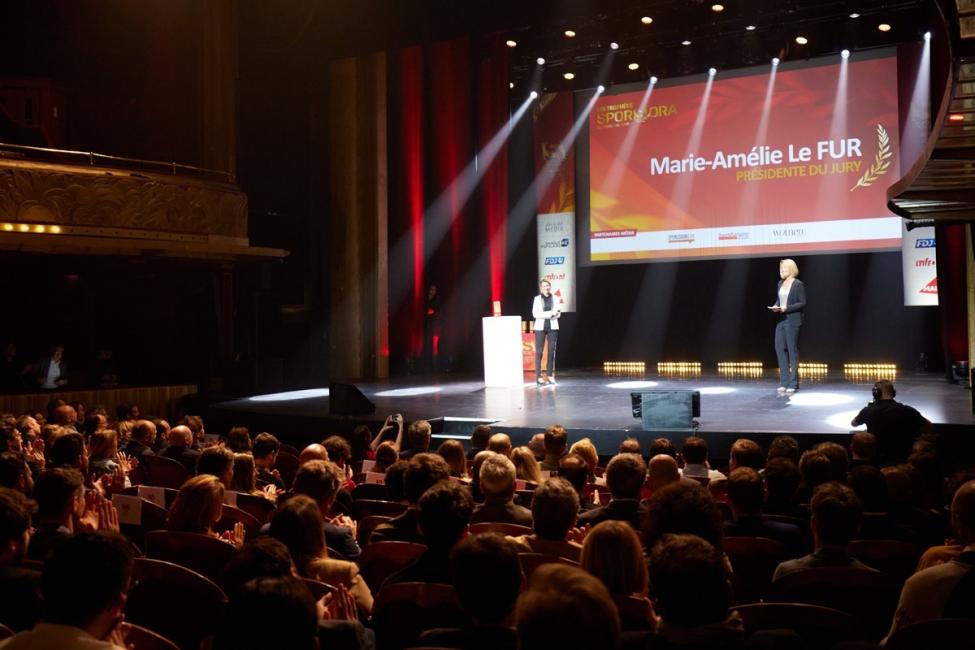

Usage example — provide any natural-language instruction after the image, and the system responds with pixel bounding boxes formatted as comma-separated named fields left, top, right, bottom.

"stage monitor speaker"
left=329, top=382, right=375, bottom=416
left=631, top=390, right=699, bottom=431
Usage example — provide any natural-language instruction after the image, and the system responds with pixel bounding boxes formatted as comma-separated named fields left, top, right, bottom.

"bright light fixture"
left=841, top=49, right=850, bottom=59
left=248, top=388, right=330, bottom=402
left=536, top=57, right=546, bottom=65
left=650, top=75, right=658, bottom=84
left=681, top=39, right=692, bottom=45
left=606, top=380, right=659, bottom=389
left=597, top=84, right=606, bottom=93
left=745, top=25, right=757, bottom=31
left=849, top=12, right=860, bottom=18
left=878, top=23, right=892, bottom=32
left=771, top=57, right=780, bottom=66
left=712, top=4, right=724, bottom=12
left=505, top=40, right=517, bottom=48
left=530, top=90, right=538, bottom=99
left=795, top=35, right=808, bottom=45
left=628, top=62, right=640, bottom=71
left=708, top=67, right=717, bottom=76
left=641, top=16, right=653, bottom=25
left=565, top=30, right=576, bottom=38
left=610, top=42, right=620, bottom=50
left=563, top=72, right=575, bottom=80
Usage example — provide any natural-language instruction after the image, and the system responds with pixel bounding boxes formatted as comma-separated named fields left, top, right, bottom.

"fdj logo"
left=561, top=238, right=570, bottom=247
left=544, top=257, right=565, bottom=265
left=915, top=238, right=936, bottom=248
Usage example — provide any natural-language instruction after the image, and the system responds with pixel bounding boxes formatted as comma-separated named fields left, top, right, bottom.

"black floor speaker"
left=329, top=382, right=375, bottom=416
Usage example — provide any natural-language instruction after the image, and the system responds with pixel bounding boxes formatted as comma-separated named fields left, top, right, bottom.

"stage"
left=207, top=369, right=974, bottom=459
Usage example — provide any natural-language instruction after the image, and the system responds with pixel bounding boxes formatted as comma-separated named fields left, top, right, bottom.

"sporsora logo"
left=544, top=257, right=565, bottom=265
left=915, top=238, right=936, bottom=248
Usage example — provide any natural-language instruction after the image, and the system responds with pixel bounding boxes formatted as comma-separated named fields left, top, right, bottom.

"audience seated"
left=540, top=424, right=568, bottom=472
left=437, top=439, right=469, bottom=478
left=160, top=425, right=200, bottom=476
left=796, top=449, right=831, bottom=504
left=419, top=532, right=520, bottom=650
left=766, top=434, right=799, bottom=465
left=527, top=432, right=546, bottom=460
left=487, top=433, right=513, bottom=458
left=467, top=424, right=492, bottom=460
left=253, top=432, right=285, bottom=490
left=323, top=435, right=355, bottom=489
left=122, top=420, right=156, bottom=460
left=762, top=457, right=806, bottom=520
left=884, top=479, right=975, bottom=641
left=373, top=441, right=399, bottom=473
left=773, top=482, right=874, bottom=581
left=849, top=431, right=878, bottom=469
left=680, top=436, right=726, bottom=483
left=569, top=438, right=601, bottom=485
left=814, top=442, right=850, bottom=483
left=222, top=536, right=294, bottom=598
left=383, top=460, right=409, bottom=503
left=511, top=446, right=542, bottom=485
left=399, top=419, right=431, bottom=460
left=0, top=488, right=41, bottom=632
left=29, top=468, right=84, bottom=560
left=514, top=564, right=620, bottom=650
left=578, top=453, right=647, bottom=530
left=268, top=494, right=373, bottom=615
left=225, top=426, right=253, bottom=453
left=471, top=453, right=532, bottom=526
left=729, top=438, right=764, bottom=473
left=369, top=453, right=449, bottom=544
left=725, top=467, right=802, bottom=556
left=231, top=452, right=278, bottom=502
left=580, top=520, right=653, bottom=631
left=559, top=453, right=596, bottom=511
left=290, top=460, right=360, bottom=560
left=215, top=576, right=319, bottom=650
left=619, top=437, right=643, bottom=457
left=649, top=437, right=678, bottom=460
left=197, top=445, right=235, bottom=488
left=181, top=415, right=206, bottom=450
left=167, top=474, right=244, bottom=549
left=847, top=464, right=918, bottom=542
left=384, top=481, right=473, bottom=586
left=0, top=531, right=133, bottom=650
left=297, top=443, right=328, bottom=465
left=0, top=453, right=32, bottom=495
left=647, top=454, right=682, bottom=494
left=508, top=477, right=582, bottom=561
left=642, top=481, right=725, bottom=566
left=647, top=533, right=744, bottom=647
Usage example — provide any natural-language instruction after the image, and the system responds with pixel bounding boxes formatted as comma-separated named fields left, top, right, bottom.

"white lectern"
left=482, top=316, right=524, bottom=387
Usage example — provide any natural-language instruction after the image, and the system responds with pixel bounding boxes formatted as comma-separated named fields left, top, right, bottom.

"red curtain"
left=479, top=37, right=510, bottom=304
left=937, top=223, right=970, bottom=372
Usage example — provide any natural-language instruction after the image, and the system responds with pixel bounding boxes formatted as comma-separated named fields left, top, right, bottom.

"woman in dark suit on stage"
left=770, top=258, right=805, bottom=395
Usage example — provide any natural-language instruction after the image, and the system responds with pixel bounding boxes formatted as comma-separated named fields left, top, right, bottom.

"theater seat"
left=885, top=618, right=975, bottom=650
left=371, top=582, right=469, bottom=650
left=358, top=541, right=426, bottom=593
left=733, top=602, right=855, bottom=647
left=468, top=521, right=532, bottom=537
left=142, top=455, right=189, bottom=490
left=724, top=536, right=790, bottom=604
left=144, top=530, right=237, bottom=585
left=518, top=553, right=579, bottom=582
left=121, top=622, right=180, bottom=650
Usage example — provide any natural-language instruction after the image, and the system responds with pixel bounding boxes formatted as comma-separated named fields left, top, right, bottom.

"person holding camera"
left=532, top=279, right=561, bottom=386
left=851, top=380, right=932, bottom=463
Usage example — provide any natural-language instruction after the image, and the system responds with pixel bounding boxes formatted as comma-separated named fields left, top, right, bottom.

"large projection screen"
left=586, top=52, right=901, bottom=263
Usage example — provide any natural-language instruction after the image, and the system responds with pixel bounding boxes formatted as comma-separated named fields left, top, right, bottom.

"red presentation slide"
left=588, top=54, right=902, bottom=262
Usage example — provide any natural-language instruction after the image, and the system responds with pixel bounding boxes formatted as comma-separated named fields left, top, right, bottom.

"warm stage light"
left=878, top=23, right=891, bottom=32
left=708, top=67, right=717, bottom=76
left=841, top=49, right=850, bottom=59
left=609, top=42, right=620, bottom=50
left=563, top=72, right=575, bottom=80
left=745, top=25, right=757, bottom=31
left=32, top=224, right=45, bottom=233
left=771, top=57, right=780, bottom=66
left=681, top=39, right=692, bottom=46
left=564, top=30, right=576, bottom=38
left=640, top=16, right=653, bottom=25
left=711, top=4, right=724, bottom=12
left=536, top=57, right=546, bottom=65
left=1, top=223, right=12, bottom=232
left=17, top=224, right=28, bottom=232
left=506, top=40, right=517, bottom=48
left=628, top=62, right=640, bottom=71
left=949, top=113, right=965, bottom=122
left=795, top=35, right=808, bottom=45
left=50, top=225, right=62, bottom=234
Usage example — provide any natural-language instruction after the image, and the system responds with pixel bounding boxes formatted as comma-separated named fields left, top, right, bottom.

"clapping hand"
left=321, top=585, right=358, bottom=621
left=261, top=484, right=283, bottom=503
left=220, top=521, right=245, bottom=548
left=329, top=514, right=357, bottom=540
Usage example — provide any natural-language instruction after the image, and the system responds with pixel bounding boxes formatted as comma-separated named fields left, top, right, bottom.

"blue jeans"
left=774, top=320, right=801, bottom=389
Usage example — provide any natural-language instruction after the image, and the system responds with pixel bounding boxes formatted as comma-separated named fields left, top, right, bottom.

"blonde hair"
left=569, top=438, right=599, bottom=481
left=780, top=258, right=799, bottom=278
left=512, top=446, right=542, bottom=484
left=167, top=475, right=224, bottom=534
left=437, top=439, right=469, bottom=478
left=88, top=429, right=118, bottom=460
left=580, top=520, right=648, bottom=596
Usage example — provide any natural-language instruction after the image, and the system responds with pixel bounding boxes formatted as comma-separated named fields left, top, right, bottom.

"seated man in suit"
left=507, top=477, right=582, bottom=561
left=773, top=481, right=875, bottom=581
left=471, top=453, right=532, bottom=527
left=724, top=467, right=803, bottom=557
left=384, top=482, right=473, bottom=586
left=160, top=425, right=201, bottom=476
left=577, top=453, right=647, bottom=531
left=369, top=453, right=450, bottom=544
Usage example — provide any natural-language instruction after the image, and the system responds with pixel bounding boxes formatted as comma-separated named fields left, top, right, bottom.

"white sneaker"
left=776, top=387, right=787, bottom=394
left=785, top=388, right=796, bottom=394
left=547, top=377, right=557, bottom=386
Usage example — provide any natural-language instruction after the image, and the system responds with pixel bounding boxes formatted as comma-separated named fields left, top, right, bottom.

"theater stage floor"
left=209, top=369, right=973, bottom=456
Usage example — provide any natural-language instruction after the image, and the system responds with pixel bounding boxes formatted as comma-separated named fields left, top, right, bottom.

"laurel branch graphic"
left=850, top=124, right=892, bottom=191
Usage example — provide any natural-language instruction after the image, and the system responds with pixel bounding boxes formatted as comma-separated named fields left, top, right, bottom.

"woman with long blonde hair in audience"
left=167, top=474, right=244, bottom=548
left=581, top=520, right=655, bottom=631
left=569, top=438, right=604, bottom=485
left=437, top=439, right=469, bottom=479
left=230, top=452, right=279, bottom=502
left=268, top=494, right=373, bottom=616
left=512, top=446, right=543, bottom=486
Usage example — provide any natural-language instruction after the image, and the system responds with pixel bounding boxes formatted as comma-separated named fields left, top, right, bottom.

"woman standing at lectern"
left=770, top=258, right=806, bottom=395
left=532, top=279, right=560, bottom=385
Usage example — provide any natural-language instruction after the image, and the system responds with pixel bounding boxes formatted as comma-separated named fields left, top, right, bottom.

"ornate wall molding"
left=0, top=158, right=247, bottom=238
